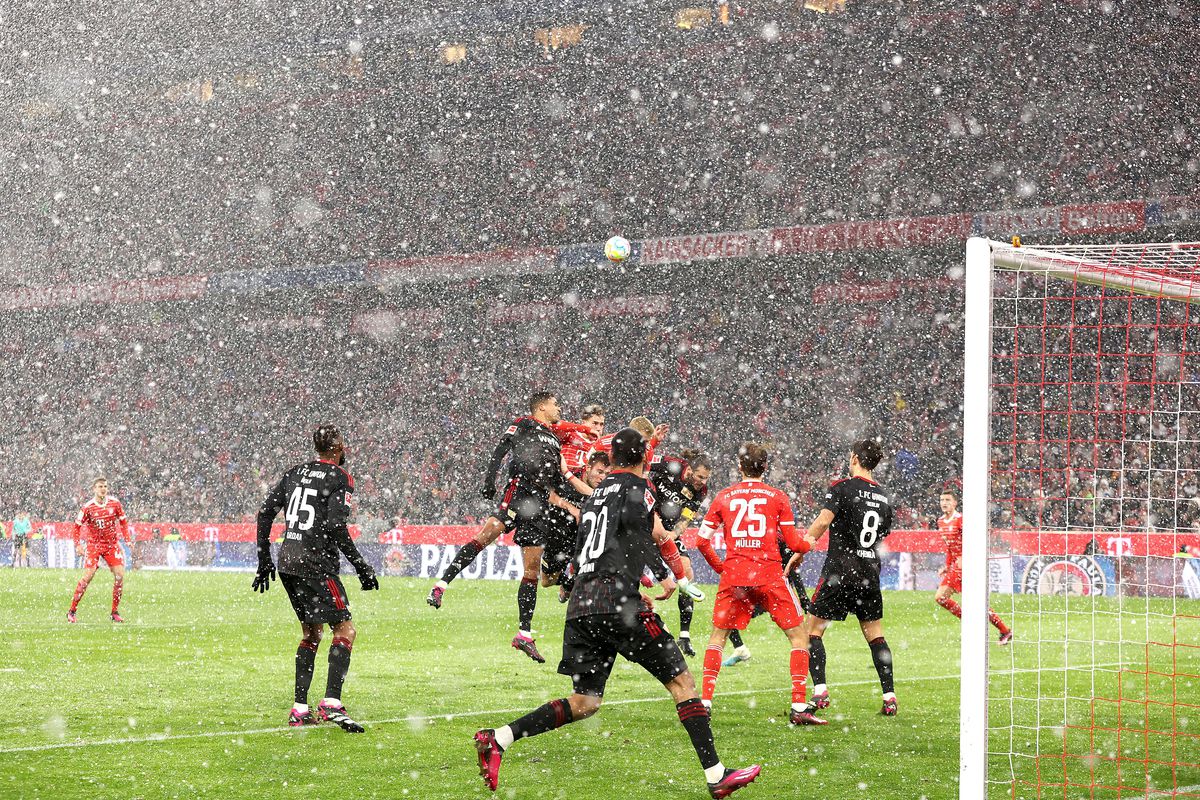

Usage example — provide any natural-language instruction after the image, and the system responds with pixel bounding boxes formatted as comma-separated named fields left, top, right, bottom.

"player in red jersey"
left=588, top=415, right=667, bottom=465
left=695, top=443, right=825, bottom=726
left=68, top=477, right=133, bottom=623
left=934, top=488, right=1012, bottom=644
left=553, top=403, right=605, bottom=475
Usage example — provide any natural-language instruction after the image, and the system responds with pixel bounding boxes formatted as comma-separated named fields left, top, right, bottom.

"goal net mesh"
left=985, top=241, right=1200, bottom=799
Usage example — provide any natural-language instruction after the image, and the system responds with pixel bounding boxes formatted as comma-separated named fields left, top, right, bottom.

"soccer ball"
left=604, top=235, right=631, bottom=263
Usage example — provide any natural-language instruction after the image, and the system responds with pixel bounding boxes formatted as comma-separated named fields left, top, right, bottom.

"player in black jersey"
left=541, top=450, right=610, bottom=601
left=472, top=429, right=761, bottom=799
left=798, top=439, right=898, bottom=716
left=427, top=391, right=583, bottom=664
left=253, top=424, right=379, bottom=732
left=649, top=449, right=712, bottom=656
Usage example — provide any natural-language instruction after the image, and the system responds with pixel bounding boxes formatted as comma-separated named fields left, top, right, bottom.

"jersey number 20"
left=286, top=487, right=318, bottom=532
left=578, top=507, right=610, bottom=566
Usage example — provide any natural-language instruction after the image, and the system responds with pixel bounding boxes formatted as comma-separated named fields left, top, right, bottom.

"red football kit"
left=938, top=511, right=963, bottom=592
left=697, top=478, right=813, bottom=710
left=72, top=497, right=131, bottom=569
left=588, top=432, right=659, bottom=467
left=933, top=509, right=1011, bottom=639
left=552, top=421, right=598, bottom=475
left=697, top=479, right=808, bottom=631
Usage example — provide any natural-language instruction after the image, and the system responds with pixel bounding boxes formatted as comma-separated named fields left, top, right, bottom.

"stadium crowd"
left=0, top=253, right=969, bottom=531
left=1, top=2, right=1194, bottom=285
left=8, top=242, right=1200, bottom=538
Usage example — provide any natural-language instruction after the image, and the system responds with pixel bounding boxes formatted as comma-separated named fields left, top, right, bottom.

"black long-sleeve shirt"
left=256, top=459, right=370, bottom=578
left=483, top=416, right=565, bottom=496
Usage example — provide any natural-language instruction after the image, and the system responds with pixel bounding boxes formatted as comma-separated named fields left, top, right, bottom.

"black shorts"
left=495, top=478, right=551, bottom=547
left=279, top=572, right=353, bottom=625
left=557, top=608, right=688, bottom=697
left=540, top=506, right=577, bottom=575
left=808, top=572, right=883, bottom=622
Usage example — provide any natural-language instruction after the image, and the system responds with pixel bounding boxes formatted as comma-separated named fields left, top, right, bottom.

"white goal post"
left=960, top=237, right=1200, bottom=800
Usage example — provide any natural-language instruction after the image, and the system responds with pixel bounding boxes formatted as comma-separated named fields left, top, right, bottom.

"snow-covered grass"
left=14, top=569, right=1173, bottom=799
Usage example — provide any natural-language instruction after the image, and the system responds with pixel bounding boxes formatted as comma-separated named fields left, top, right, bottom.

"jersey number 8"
left=286, top=487, right=318, bottom=532
left=859, top=510, right=881, bottom=548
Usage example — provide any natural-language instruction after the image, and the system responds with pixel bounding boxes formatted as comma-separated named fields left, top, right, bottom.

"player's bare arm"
left=804, top=508, right=835, bottom=549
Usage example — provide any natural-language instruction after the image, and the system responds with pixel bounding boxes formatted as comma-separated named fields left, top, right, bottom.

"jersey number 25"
left=729, top=498, right=767, bottom=540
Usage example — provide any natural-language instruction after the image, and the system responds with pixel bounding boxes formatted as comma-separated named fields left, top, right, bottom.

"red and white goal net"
left=962, top=238, right=1200, bottom=799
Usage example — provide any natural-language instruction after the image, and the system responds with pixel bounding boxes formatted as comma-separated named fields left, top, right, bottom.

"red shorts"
left=940, top=568, right=962, bottom=593
left=85, top=545, right=124, bottom=570
left=712, top=576, right=804, bottom=631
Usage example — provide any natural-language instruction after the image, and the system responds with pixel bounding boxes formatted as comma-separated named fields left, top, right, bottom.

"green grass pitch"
left=0, top=570, right=1193, bottom=799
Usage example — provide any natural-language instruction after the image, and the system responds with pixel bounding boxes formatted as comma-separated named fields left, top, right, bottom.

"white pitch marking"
left=0, top=662, right=1122, bottom=755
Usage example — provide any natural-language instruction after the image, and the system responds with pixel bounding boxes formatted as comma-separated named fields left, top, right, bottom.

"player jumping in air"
left=799, top=439, right=898, bottom=716
left=649, top=449, right=713, bottom=656
left=554, top=402, right=606, bottom=475
left=934, top=488, right=1013, bottom=644
left=254, top=424, right=379, bottom=732
left=472, top=428, right=762, bottom=798
left=588, top=415, right=667, bottom=464
left=67, top=478, right=133, bottom=623
left=695, top=443, right=825, bottom=725
left=427, top=391, right=584, bottom=664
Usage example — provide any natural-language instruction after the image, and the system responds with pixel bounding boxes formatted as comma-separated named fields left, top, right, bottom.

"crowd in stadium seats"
left=7, top=251, right=1200, bottom=538
left=1, top=2, right=1194, bottom=285
left=3, top=1, right=1197, bottom=537
left=0, top=255, right=970, bottom=530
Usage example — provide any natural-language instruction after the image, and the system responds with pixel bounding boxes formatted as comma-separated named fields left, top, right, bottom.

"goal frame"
left=961, top=237, right=993, bottom=800
left=959, top=236, right=1200, bottom=799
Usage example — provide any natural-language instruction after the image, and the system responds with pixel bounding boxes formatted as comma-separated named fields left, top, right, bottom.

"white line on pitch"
left=0, top=662, right=1122, bottom=755
left=1148, top=786, right=1200, bottom=797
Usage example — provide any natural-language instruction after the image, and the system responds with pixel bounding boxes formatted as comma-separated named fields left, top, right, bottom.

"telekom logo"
left=1105, top=537, right=1133, bottom=557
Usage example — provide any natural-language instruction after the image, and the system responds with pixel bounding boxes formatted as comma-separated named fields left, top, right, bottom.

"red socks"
left=70, top=580, right=87, bottom=612
left=936, top=595, right=963, bottom=619
left=790, top=648, right=810, bottom=705
left=939, top=595, right=1011, bottom=634
left=112, top=580, right=123, bottom=614
left=702, top=646, right=723, bottom=703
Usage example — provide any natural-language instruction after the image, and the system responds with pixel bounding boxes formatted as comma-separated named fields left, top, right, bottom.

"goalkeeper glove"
left=677, top=576, right=705, bottom=602
left=252, top=561, right=276, bottom=593
left=357, top=566, right=379, bottom=591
